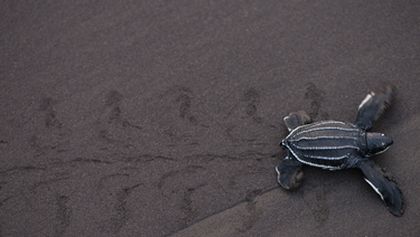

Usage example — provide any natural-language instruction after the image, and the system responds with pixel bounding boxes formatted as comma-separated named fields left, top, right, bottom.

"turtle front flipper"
left=355, top=85, right=394, bottom=130
left=275, top=156, right=303, bottom=190
left=283, top=110, right=312, bottom=131
left=356, top=159, right=404, bottom=216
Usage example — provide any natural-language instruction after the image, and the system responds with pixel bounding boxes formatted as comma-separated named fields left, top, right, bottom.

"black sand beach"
left=1, top=1, right=419, bottom=236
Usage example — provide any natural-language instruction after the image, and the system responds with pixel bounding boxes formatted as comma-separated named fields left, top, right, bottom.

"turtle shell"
left=283, top=121, right=365, bottom=170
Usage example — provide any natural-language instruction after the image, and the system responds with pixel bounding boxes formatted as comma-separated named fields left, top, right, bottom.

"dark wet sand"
left=1, top=1, right=420, bottom=236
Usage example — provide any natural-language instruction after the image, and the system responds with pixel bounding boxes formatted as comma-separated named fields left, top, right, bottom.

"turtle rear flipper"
left=355, top=86, right=394, bottom=130
left=283, top=110, right=312, bottom=131
left=357, top=160, right=404, bottom=216
left=275, top=156, right=303, bottom=190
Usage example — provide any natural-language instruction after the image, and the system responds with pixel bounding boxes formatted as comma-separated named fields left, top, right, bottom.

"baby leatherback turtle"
left=276, top=86, right=404, bottom=216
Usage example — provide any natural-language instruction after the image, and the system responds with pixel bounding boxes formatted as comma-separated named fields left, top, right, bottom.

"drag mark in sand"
left=175, top=88, right=198, bottom=125
left=29, top=97, right=70, bottom=157
left=105, top=90, right=123, bottom=122
left=157, top=165, right=206, bottom=189
left=242, top=88, right=263, bottom=123
left=54, top=195, right=72, bottom=237
left=96, top=173, right=130, bottom=190
left=67, top=157, right=114, bottom=165
left=305, top=83, right=328, bottom=120
left=237, top=87, right=279, bottom=130
left=121, top=154, right=175, bottom=164
left=0, top=165, right=46, bottom=176
left=103, top=90, right=143, bottom=129
left=107, top=184, right=142, bottom=234
left=238, top=189, right=263, bottom=233
left=32, top=175, right=70, bottom=191
left=166, top=186, right=277, bottom=236
left=180, top=183, right=208, bottom=224
left=39, top=97, right=62, bottom=129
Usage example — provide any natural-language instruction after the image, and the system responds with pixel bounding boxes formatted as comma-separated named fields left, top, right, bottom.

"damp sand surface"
left=1, top=1, right=420, bottom=236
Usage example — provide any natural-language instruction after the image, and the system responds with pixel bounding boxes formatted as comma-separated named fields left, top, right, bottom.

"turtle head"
left=366, top=132, right=393, bottom=156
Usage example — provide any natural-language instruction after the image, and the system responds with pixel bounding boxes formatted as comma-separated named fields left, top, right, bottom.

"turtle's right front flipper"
left=275, top=156, right=303, bottom=190
left=357, top=160, right=404, bottom=216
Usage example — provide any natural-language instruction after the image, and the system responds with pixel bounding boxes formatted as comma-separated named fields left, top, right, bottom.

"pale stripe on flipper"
left=283, top=116, right=293, bottom=132
left=373, top=146, right=390, bottom=155
left=365, top=146, right=391, bottom=157
left=275, top=165, right=281, bottom=176
left=364, top=178, right=384, bottom=201
left=358, top=92, right=374, bottom=110
left=275, top=165, right=281, bottom=184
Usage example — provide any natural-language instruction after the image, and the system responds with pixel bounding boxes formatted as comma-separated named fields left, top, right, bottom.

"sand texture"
left=1, top=1, right=420, bottom=236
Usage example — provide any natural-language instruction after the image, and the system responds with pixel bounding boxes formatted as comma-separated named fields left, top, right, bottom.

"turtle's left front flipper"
left=275, top=156, right=303, bottom=190
left=356, top=160, right=404, bottom=216
left=283, top=111, right=312, bottom=131
left=355, top=86, right=394, bottom=130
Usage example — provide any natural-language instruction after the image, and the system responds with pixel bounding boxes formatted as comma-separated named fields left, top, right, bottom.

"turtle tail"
left=357, top=160, right=404, bottom=216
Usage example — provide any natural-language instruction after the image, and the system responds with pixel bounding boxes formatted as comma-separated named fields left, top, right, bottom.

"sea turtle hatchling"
left=276, top=86, right=404, bottom=216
